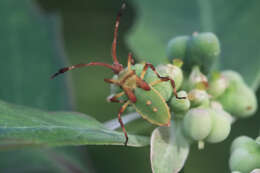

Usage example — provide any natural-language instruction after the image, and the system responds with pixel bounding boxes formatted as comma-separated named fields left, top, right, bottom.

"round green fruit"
left=167, top=36, right=189, bottom=62
left=187, top=32, right=220, bottom=74
left=231, top=136, right=255, bottom=153
left=188, top=66, right=208, bottom=90
left=217, top=80, right=257, bottom=118
left=205, top=109, right=231, bottom=143
left=169, top=90, right=190, bottom=114
left=208, top=72, right=228, bottom=98
left=188, top=89, right=210, bottom=107
left=229, top=143, right=260, bottom=173
left=183, top=108, right=212, bottom=141
left=156, top=64, right=183, bottom=90
left=133, top=64, right=173, bottom=101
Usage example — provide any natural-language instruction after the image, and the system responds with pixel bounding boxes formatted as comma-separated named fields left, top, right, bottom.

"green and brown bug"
left=51, top=3, right=184, bottom=146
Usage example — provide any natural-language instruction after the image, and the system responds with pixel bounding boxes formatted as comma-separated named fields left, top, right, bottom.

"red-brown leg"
left=127, top=52, right=134, bottom=71
left=118, top=101, right=130, bottom=146
left=107, top=92, right=126, bottom=103
left=142, top=63, right=185, bottom=99
left=136, top=76, right=150, bottom=91
left=122, top=87, right=137, bottom=103
left=51, top=62, right=122, bottom=79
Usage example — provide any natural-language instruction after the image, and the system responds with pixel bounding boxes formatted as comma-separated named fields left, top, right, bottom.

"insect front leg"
left=107, top=92, right=126, bottom=103
left=118, top=100, right=131, bottom=146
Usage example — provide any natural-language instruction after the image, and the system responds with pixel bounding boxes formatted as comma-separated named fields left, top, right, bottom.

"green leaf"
left=0, top=0, right=71, bottom=110
left=0, top=0, right=91, bottom=172
left=150, top=120, right=190, bottom=173
left=128, top=0, right=260, bottom=90
left=0, top=100, right=149, bottom=149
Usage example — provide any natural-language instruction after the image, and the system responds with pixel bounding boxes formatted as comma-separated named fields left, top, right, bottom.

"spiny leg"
left=127, top=52, right=134, bottom=71
left=135, top=76, right=150, bottom=91
left=141, top=63, right=185, bottom=99
left=51, top=62, right=121, bottom=79
left=104, top=76, right=137, bottom=103
left=107, top=92, right=126, bottom=103
left=122, top=87, right=137, bottom=103
left=118, top=100, right=130, bottom=146
left=112, top=3, right=126, bottom=65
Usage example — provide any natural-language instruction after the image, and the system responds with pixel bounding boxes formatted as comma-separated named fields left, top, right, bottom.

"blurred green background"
left=0, top=0, right=259, bottom=172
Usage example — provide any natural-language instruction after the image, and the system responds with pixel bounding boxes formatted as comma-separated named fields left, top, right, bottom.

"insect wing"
left=132, top=87, right=171, bottom=126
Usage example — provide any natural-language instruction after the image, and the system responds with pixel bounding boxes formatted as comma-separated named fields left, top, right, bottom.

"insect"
left=51, top=3, right=183, bottom=146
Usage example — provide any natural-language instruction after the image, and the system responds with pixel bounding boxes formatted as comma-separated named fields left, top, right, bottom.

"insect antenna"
left=112, top=2, right=126, bottom=65
left=51, top=2, right=127, bottom=79
left=51, top=62, right=121, bottom=79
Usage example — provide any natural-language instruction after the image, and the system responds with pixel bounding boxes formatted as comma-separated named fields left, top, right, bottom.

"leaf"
left=150, top=120, right=190, bottom=173
left=0, top=0, right=91, bottom=172
left=0, top=148, right=88, bottom=173
left=0, top=0, right=71, bottom=110
left=128, top=0, right=260, bottom=90
left=0, top=99, right=149, bottom=149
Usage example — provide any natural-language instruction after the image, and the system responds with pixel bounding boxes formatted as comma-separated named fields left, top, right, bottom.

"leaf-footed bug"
left=51, top=3, right=184, bottom=146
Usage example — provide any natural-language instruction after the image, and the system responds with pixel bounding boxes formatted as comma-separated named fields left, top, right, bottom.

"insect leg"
left=118, top=100, right=130, bottom=146
left=135, top=76, right=150, bottom=91
left=127, top=52, right=134, bottom=71
left=122, top=87, right=137, bottom=103
left=107, top=92, right=126, bottom=103
left=143, top=63, right=185, bottom=99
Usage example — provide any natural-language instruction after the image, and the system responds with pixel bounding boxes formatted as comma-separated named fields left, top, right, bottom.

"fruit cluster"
left=165, top=32, right=257, bottom=148
left=230, top=136, right=260, bottom=173
left=109, top=32, right=257, bottom=148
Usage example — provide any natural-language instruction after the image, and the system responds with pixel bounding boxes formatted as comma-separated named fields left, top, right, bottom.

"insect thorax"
left=118, top=68, right=137, bottom=90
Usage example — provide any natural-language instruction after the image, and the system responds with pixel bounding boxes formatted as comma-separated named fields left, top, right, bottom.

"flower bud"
left=167, top=36, right=189, bottom=62
left=231, top=136, right=255, bottom=153
left=217, top=78, right=257, bottom=118
left=187, top=32, right=220, bottom=74
left=187, top=66, right=208, bottom=90
left=229, top=139, right=260, bottom=173
left=156, top=63, right=183, bottom=90
left=133, top=64, right=172, bottom=101
left=208, top=72, right=228, bottom=98
left=169, top=90, right=190, bottom=114
left=188, top=89, right=210, bottom=107
left=205, top=109, right=231, bottom=143
left=183, top=108, right=212, bottom=141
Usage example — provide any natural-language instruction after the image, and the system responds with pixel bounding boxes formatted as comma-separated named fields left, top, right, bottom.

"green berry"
left=208, top=72, right=228, bottom=98
left=187, top=32, right=220, bottom=74
left=156, top=63, right=183, bottom=90
left=210, top=101, right=223, bottom=110
left=167, top=36, right=189, bottom=62
left=229, top=142, right=260, bottom=173
left=222, top=70, right=244, bottom=84
left=217, top=77, right=257, bottom=118
left=188, top=89, right=210, bottom=107
left=183, top=108, right=212, bottom=141
left=205, top=109, right=231, bottom=143
left=187, top=66, right=208, bottom=90
left=231, top=136, right=255, bottom=153
left=169, top=90, right=190, bottom=114
left=133, top=64, right=173, bottom=101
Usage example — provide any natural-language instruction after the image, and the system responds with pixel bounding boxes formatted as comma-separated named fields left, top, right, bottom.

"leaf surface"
left=150, top=120, right=190, bottom=173
left=0, top=100, right=149, bottom=149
